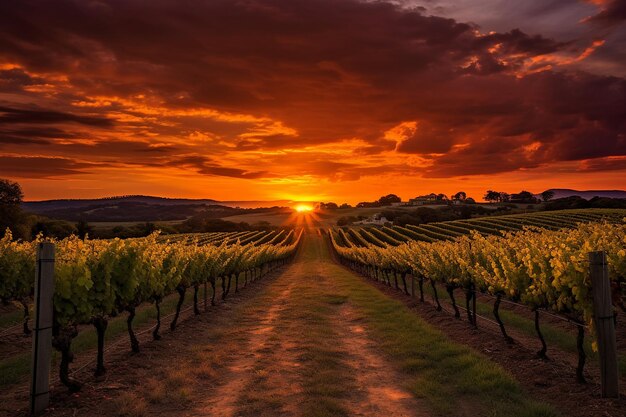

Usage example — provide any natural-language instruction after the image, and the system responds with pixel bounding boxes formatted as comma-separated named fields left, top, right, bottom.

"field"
left=1, top=208, right=625, bottom=416
left=330, top=208, right=626, bottom=246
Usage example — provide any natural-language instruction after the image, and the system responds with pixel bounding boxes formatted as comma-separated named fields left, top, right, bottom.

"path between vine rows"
left=36, top=232, right=426, bottom=417
left=192, top=235, right=424, bottom=417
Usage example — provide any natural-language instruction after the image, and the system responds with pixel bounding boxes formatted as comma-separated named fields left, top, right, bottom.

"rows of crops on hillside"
left=331, top=209, right=626, bottom=247
left=156, top=229, right=297, bottom=246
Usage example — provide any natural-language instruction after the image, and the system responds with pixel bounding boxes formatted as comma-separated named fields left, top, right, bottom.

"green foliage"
left=331, top=218, right=626, bottom=342
left=0, top=229, right=303, bottom=330
left=0, top=230, right=37, bottom=303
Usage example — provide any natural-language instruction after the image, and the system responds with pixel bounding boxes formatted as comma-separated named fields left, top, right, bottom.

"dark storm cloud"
left=0, top=126, right=79, bottom=145
left=579, top=156, right=626, bottom=171
left=0, top=156, right=106, bottom=178
left=586, top=0, right=626, bottom=25
left=163, top=155, right=268, bottom=179
left=396, top=122, right=456, bottom=154
left=0, top=0, right=623, bottom=181
left=0, top=68, right=47, bottom=92
left=0, top=106, right=113, bottom=127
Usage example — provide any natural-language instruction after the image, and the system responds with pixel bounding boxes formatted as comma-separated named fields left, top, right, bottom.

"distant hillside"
left=23, top=195, right=218, bottom=212
left=22, top=195, right=296, bottom=211
left=540, top=189, right=626, bottom=200
left=21, top=195, right=297, bottom=222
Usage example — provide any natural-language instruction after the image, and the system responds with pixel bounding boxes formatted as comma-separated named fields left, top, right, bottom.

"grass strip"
left=322, top=237, right=557, bottom=417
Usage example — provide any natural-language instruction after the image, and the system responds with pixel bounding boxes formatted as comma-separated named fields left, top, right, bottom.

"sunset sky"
left=0, top=0, right=624, bottom=204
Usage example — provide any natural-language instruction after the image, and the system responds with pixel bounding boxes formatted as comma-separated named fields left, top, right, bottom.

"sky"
left=0, top=0, right=624, bottom=204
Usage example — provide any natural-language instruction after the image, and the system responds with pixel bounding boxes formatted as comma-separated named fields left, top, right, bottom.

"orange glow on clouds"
left=0, top=0, right=624, bottom=203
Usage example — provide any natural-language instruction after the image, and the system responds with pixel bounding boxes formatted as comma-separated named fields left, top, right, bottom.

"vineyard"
left=330, top=209, right=626, bottom=383
left=0, top=228, right=302, bottom=392
left=332, top=209, right=626, bottom=247
left=0, top=209, right=625, bottom=416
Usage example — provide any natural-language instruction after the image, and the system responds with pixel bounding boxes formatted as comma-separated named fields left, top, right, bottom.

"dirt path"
left=336, top=304, right=427, bottom=417
left=192, top=280, right=301, bottom=417
left=189, top=234, right=425, bottom=417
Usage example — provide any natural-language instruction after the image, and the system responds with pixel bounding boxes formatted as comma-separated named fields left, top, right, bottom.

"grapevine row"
left=333, top=209, right=626, bottom=247
left=330, top=221, right=626, bottom=382
left=0, top=229, right=302, bottom=390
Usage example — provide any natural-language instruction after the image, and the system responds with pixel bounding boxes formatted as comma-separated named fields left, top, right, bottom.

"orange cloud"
left=0, top=0, right=624, bottom=202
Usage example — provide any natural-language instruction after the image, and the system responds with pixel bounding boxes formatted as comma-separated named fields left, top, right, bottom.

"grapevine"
left=330, top=220, right=626, bottom=381
left=0, top=228, right=302, bottom=390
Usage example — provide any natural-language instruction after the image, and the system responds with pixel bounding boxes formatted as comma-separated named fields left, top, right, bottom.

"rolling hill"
left=540, top=189, right=626, bottom=200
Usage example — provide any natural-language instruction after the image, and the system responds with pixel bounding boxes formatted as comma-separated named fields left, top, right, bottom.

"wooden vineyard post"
left=472, top=283, right=477, bottom=327
left=30, top=243, right=55, bottom=415
left=589, top=251, right=619, bottom=398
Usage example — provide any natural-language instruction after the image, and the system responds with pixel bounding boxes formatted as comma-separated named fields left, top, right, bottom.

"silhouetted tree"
left=356, top=201, right=381, bottom=208
left=509, top=191, right=538, bottom=204
left=0, top=179, right=26, bottom=238
left=76, top=220, right=93, bottom=239
left=541, top=190, right=555, bottom=202
left=141, top=222, right=157, bottom=236
left=452, top=191, right=467, bottom=201
left=0, top=179, right=23, bottom=205
left=378, top=194, right=401, bottom=205
left=484, top=190, right=501, bottom=202
left=31, top=220, right=76, bottom=239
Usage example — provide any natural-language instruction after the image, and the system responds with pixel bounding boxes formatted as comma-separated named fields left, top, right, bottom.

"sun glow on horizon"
left=294, top=204, right=314, bottom=213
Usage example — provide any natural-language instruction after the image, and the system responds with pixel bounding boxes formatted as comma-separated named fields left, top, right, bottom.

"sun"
left=294, top=204, right=313, bottom=213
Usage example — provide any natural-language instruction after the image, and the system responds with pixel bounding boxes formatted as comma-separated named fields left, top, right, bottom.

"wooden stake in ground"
left=30, top=243, right=55, bottom=416
left=589, top=251, right=619, bottom=398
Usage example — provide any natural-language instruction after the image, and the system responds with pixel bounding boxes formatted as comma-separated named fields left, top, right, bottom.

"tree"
left=499, top=192, right=510, bottom=202
left=0, top=179, right=23, bottom=205
left=140, top=222, right=157, bottom=236
left=378, top=194, right=401, bottom=205
left=31, top=219, right=77, bottom=239
left=452, top=191, right=467, bottom=201
left=541, top=190, right=555, bottom=202
left=76, top=220, right=93, bottom=239
left=509, top=190, right=536, bottom=204
left=436, top=193, right=448, bottom=201
left=319, top=202, right=338, bottom=210
left=339, top=203, right=352, bottom=209
left=0, top=179, right=26, bottom=238
left=356, top=201, right=381, bottom=208
left=484, top=190, right=501, bottom=202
